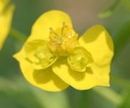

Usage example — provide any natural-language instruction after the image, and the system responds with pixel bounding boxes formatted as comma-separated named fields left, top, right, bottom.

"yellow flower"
left=14, top=10, right=114, bottom=92
left=0, top=0, right=15, bottom=50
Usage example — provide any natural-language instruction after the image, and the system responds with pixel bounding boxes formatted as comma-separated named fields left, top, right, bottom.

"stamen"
left=61, top=22, right=66, bottom=35
left=50, top=28, right=59, bottom=36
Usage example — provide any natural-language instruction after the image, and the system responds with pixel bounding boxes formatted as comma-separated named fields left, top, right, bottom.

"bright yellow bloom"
left=14, top=10, right=114, bottom=92
left=0, top=0, right=15, bottom=50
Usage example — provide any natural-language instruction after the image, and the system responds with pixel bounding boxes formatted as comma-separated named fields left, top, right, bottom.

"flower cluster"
left=0, top=0, right=14, bottom=50
left=14, top=10, right=114, bottom=92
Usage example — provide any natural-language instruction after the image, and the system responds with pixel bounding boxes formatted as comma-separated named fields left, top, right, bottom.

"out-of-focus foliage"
left=114, top=21, right=130, bottom=55
left=0, top=77, right=71, bottom=108
left=119, top=88, right=130, bottom=108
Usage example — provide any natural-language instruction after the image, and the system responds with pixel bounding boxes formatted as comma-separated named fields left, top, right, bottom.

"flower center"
left=48, top=23, right=79, bottom=56
left=24, top=23, right=93, bottom=71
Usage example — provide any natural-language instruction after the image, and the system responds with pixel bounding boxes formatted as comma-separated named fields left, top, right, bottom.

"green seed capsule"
left=25, top=40, right=57, bottom=70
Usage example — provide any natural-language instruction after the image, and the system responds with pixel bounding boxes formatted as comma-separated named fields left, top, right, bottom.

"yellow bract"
left=0, top=0, right=15, bottom=50
left=14, top=10, right=114, bottom=92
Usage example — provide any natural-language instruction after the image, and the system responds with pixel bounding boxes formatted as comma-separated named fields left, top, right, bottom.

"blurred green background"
left=0, top=0, right=130, bottom=108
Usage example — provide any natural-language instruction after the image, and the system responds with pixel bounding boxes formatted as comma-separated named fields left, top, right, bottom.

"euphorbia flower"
left=14, top=10, right=114, bottom=92
left=0, top=0, right=15, bottom=50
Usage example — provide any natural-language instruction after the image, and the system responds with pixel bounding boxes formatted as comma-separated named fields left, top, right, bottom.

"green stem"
left=98, top=0, right=121, bottom=18
left=9, top=28, right=27, bottom=43
left=93, top=87, right=122, bottom=105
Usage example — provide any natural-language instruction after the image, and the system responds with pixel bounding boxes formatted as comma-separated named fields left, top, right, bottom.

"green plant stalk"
left=9, top=28, right=26, bottom=42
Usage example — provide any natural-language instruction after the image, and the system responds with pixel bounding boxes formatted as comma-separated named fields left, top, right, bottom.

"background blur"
left=0, top=0, right=130, bottom=108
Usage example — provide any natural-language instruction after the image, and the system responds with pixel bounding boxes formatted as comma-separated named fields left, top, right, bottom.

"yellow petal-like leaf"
left=14, top=52, right=68, bottom=91
left=0, top=0, right=9, bottom=13
left=79, top=25, right=114, bottom=66
left=28, top=10, right=72, bottom=42
left=0, top=3, right=15, bottom=50
left=52, top=59, right=110, bottom=90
